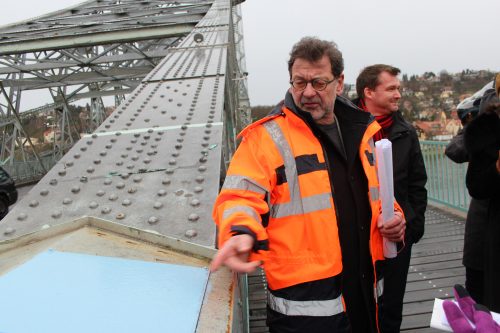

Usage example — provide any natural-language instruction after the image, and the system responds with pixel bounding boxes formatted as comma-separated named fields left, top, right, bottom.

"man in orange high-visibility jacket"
left=211, top=37, right=406, bottom=333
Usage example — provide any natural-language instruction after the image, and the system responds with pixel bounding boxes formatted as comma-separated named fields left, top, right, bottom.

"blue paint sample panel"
left=0, top=250, right=209, bottom=333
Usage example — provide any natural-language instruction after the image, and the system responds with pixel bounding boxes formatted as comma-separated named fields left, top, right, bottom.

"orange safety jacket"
left=213, top=97, right=403, bottom=319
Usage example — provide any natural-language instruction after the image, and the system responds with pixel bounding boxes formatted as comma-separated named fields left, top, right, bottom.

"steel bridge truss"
left=0, top=0, right=249, bottom=183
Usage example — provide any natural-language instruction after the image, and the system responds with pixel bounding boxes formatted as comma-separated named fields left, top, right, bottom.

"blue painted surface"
left=0, top=250, right=209, bottom=333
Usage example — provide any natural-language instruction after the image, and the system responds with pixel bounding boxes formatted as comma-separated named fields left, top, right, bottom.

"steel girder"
left=0, top=0, right=214, bottom=171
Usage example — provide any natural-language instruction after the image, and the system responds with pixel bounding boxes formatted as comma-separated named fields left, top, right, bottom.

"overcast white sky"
left=1, top=0, right=499, bottom=107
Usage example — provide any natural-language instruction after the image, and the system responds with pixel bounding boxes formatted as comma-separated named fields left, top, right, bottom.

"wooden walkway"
left=248, top=205, right=466, bottom=332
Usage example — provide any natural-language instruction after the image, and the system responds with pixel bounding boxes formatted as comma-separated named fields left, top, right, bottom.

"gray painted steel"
left=0, top=0, right=240, bottom=250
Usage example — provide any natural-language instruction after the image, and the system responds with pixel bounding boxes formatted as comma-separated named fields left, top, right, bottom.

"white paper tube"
left=375, top=139, right=398, bottom=258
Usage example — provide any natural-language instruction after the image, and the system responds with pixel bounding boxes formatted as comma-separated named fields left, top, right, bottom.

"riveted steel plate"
left=96, top=78, right=224, bottom=131
left=0, top=249, right=209, bottom=333
left=176, top=27, right=229, bottom=49
left=0, top=0, right=233, bottom=250
left=0, top=121, right=222, bottom=246
left=144, top=45, right=227, bottom=81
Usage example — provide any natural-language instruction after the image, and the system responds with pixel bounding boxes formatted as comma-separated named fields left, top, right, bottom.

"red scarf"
left=358, top=98, right=394, bottom=142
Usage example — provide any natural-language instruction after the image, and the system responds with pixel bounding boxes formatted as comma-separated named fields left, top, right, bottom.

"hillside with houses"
left=252, top=69, right=496, bottom=141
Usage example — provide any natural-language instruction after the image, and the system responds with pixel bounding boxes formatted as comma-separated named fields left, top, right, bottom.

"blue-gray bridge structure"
left=0, top=1, right=469, bottom=332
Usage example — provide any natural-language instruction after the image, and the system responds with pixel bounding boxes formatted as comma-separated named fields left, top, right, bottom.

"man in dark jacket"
left=465, top=76, right=500, bottom=313
left=354, top=64, right=428, bottom=333
left=445, top=95, right=488, bottom=304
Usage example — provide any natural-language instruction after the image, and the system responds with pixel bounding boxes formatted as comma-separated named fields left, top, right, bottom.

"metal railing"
left=420, top=140, right=470, bottom=212
left=2, top=155, right=58, bottom=185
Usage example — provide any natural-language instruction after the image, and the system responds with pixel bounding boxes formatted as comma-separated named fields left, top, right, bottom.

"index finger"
left=210, top=242, right=236, bottom=272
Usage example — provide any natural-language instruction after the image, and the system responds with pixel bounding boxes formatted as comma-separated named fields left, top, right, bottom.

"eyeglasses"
left=289, top=78, right=335, bottom=91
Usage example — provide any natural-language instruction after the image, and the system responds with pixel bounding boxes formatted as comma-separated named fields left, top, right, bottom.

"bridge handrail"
left=420, top=140, right=470, bottom=212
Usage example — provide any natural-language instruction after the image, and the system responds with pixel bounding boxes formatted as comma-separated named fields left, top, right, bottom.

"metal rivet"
left=157, top=189, right=167, bottom=196
left=116, top=213, right=126, bottom=220
left=94, top=159, right=101, bottom=165
left=190, top=199, right=200, bottom=207
left=148, top=216, right=159, bottom=225
left=116, top=182, right=125, bottom=189
left=17, top=213, right=28, bottom=221
left=169, top=159, right=176, bottom=165
left=100, top=151, right=107, bottom=156
left=128, top=187, right=137, bottom=194
left=74, top=154, right=81, bottom=159
left=96, top=190, right=105, bottom=197
left=71, top=186, right=80, bottom=194
left=175, top=190, right=184, bottom=196
left=133, top=176, right=142, bottom=183
left=87, top=167, right=95, bottom=173
left=101, top=206, right=111, bottom=214
left=109, top=194, right=118, bottom=201
left=63, top=198, right=72, bottom=205
left=194, top=186, right=203, bottom=193
left=188, top=213, right=199, bottom=222
left=66, top=161, right=74, bottom=167
left=51, top=210, right=62, bottom=219
left=40, top=189, right=49, bottom=196
left=4, top=227, right=15, bottom=235
left=185, top=229, right=197, bottom=238
left=104, top=179, right=112, bottom=185
left=198, top=166, right=207, bottom=172
left=29, top=200, right=39, bottom=207
left=132, top=155, right=139, bottom=161
left=162, top=178, right=171, bottom=185
left=89, top=201, right=99, bottom=209
left=49, top=179, right=58, bottom=186
left=153, top=202, right=163, bottom=209
left=127, top=164, right=135, bottom=170
left=195, top=176, right=204, bottom=183
left=122, top=199, right=132, bottom=206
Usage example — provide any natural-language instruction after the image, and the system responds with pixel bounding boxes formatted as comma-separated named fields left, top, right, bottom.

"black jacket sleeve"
left=464, top=111, right=500, bottom=199
left=445, top=129, right=469, bottom=163
left=406, top=128, right=428, bottom=243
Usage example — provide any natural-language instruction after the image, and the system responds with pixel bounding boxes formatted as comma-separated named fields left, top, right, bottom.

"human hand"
left=443, top=284, right=500, bottom=333
left=210, top=234, right=261, bottom=273
left=377, top=211, right=405, bottom=242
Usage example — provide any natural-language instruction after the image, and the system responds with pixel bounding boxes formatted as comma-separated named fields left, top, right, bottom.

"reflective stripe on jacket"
left=213, top=103, right=392, bottom=293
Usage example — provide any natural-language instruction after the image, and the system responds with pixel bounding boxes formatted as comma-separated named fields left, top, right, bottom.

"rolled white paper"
left=375, top=139, right=398, bottom=258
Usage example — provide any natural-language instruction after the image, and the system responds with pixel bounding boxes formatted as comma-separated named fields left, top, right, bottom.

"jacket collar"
left=281, top=91, right=374, bottom=126
left=388, top=111, right=411, bottom=139
left=279, top=91, right=374, bottom=168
